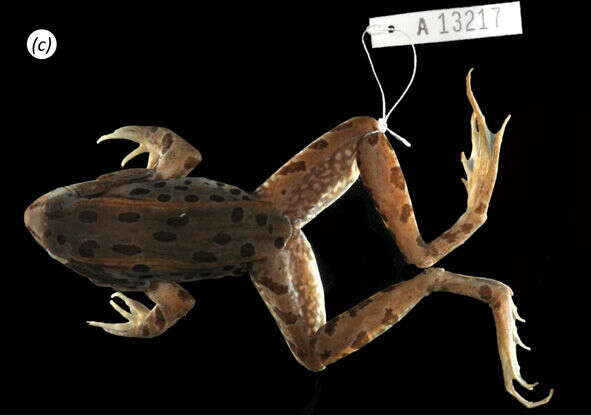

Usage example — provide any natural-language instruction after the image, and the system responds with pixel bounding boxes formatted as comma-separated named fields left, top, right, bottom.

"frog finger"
left=111, top=292, right=150, bottom=317
left=87, top=320, right=135, bottom=337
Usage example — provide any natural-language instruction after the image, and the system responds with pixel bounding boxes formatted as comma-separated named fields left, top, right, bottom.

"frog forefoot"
left=460, top=69, right=511, bottom=215
left=87, top=292, right=152, bottom=338
left=97, top=126, right=202, bottom=179
left=87, top=282, right=196, bottom=338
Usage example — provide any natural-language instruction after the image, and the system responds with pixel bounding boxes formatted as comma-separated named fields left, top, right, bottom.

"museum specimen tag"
left=368, top=1, right=523, bottom=48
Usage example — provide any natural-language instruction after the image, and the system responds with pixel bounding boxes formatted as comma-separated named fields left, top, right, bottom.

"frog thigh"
left=249, top=229, right=326, bottom=367
left=253, top=117, right=378, bottom=227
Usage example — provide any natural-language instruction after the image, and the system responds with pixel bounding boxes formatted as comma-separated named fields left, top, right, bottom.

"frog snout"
left=24, top=187, right=75, bottom=247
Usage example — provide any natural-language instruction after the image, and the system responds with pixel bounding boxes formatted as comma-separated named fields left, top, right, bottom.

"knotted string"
left=362, top=24, right=417, bottom=147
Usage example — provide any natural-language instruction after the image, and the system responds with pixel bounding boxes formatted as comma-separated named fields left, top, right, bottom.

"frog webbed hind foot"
left=87, top=282, right=195, bottom=338
left=97, top=126, right=202, bottom=179
left=492, top=287, right=555, bottom=407
left=461, top=69, right=511, bottom=215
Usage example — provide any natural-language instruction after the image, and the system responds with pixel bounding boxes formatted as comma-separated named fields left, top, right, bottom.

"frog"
left=24, top=71, right=552, bottom=408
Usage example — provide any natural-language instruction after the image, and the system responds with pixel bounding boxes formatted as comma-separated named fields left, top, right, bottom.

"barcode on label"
left=369, top=1, right=522, bottom=48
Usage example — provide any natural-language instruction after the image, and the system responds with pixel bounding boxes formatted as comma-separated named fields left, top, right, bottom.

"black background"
left=9, top=1, right=587, bottom=414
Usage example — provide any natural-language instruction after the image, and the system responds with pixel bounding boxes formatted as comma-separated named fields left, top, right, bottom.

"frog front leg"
left=88, top=282, right=195, bottom=338
left=250, top=234, right=552, bottom=408
left=97, top=126, right=202, bottom=179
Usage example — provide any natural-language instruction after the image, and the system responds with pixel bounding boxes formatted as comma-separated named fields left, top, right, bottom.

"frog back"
left=41, top=170, right=293, bottom=291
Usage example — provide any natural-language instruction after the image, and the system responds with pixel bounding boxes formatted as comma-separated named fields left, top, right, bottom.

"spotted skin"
left=24, top=72, right=551, bottom=408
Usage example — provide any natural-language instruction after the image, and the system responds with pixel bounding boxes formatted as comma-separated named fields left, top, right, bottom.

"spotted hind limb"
left=249, top=232, right=552, bottom=408
left=357, top=70, right=511, bottom=268
left=88, top=282, right=195, bottom=338
left=97, top=126, right=202, bottom=179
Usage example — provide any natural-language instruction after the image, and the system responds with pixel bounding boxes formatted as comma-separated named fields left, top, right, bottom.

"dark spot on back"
left=210, top=194, right=225, bottom=202
left=213, top=232, right=231, bottom=245
left=118, top=212, right=140, bottom=223
left=241, top=243, right=255, bottom=257
left=255, top=214, right=268, bottom=226
left=112, top=244, right=142, bottom=256
left=167, top=216, right=189, bottom=227
left=216, top=182, right=225, bottom=187
left=153, top=231, right=177, bottom=242
left=223, top=265, right=234, bottom=271
left=184, top=194, right=199, bottom=202
left=174, top=186, right=188, bottom=191
left=242, top=195, right=251, bottom=201
left=154, top=182, right=166, bottom=188
left=230, top=189, right=241, bottom=195
left=231, top=207, right=244, bottom=222
left=132, top=264, right=151, bottom=273
left=78, top=210, right=98, bottom=223
left=130, top=188, right=150, bottom=196
left=368, top=133, right=379, bottom=145
left=184, top=180, right=191, bottom=185
left=274, top=237, right=285, bottom=249
left=193, top=251, right=218, bottom=263
left=79, top=240, right=99, bottom=258
left=157, top=194, right=171, bottom=202
left=57, top=234, right=66, bottom=245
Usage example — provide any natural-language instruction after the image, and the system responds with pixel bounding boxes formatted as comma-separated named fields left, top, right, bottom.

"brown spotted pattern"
left=279, top=161, right=307, bottom=176
left=399, top=204, right=412, bottom=223
left=273, top=307, right=298, bottom=325
left=479, top=285, right=493, bottom=301
left=309, top=139, right=329, bottom=150
left=389, top=167, right=405, bottom=190
left=255, top=275, right=288, bottom=295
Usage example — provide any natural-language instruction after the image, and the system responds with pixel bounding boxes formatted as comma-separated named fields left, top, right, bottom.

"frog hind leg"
left=250, top=233, right=552, bottom=408
left=357, top=70, right=510, bottom=268
left=97, top=126, right=202, bottom=179
left=87, top=282, right=195, bottom=338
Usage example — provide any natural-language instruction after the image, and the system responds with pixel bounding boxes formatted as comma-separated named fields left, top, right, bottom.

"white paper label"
left=369, top=1, right=522, bottom=48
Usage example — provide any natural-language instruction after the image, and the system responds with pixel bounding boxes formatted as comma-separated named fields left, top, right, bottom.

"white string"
left=362, top=24, right=417, bottom=147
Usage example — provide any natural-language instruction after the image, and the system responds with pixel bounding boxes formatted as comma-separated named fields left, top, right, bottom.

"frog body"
left=26, top=171, right=292, bottom=291
left=24, top=73, right=552, bottom=408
